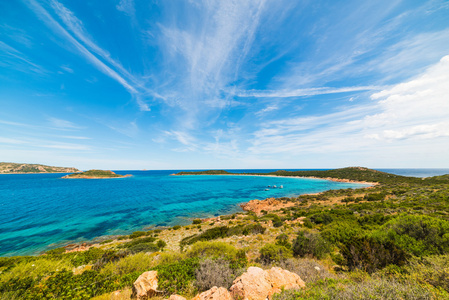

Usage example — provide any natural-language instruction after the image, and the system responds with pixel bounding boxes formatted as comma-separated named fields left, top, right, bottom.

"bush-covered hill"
left=63, top=170, right=130, bottom=178
left=0, top=162, right=79, bottom=174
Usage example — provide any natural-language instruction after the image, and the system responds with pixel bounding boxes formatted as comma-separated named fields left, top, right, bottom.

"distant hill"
left=176, top=167, right=449, bottom=185
left=62, top=169, right=131, bottom=179
left=0, top=162, right=80, bottom=174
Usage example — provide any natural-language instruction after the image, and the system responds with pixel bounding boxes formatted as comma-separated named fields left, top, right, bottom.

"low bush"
left=341, top=236, right=409, bottom=273
left=157, top=240, right=167, bottom=250
left=121, top=236, right=156, bottom=249
left=293, top=231, right=330, bottom=259
left=259, top=244, right=293, bottom=264
left=100, top=252, right=155, bottom=276
left=310, top=213, right=333, bottom=225
left=275, top=234, right=292, bottom=249
left=272, top=277, right=436, bottom=300
left=129, top=231, right=147, bottom=239
left=372, top=215, right=449, bottom=256
left=321, top=221, right=363, bottom=245
left=186, top=241, right=238, bottom=260
left=192, top=219, right=202, bottom=224
left=195, top=258, right=242, bottom=291
left=181, top=224, right=266, bottom=246
left=364, top=192, right=387, bottom=201
left=153, top=258, right=200, bottom=295
left=127, top=243, right=159, bottom=254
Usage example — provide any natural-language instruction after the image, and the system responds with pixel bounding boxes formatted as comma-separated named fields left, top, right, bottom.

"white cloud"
left=238, top=86, right=381, bottom=98
left=47, top=117, right=83, bottom=130
left=247, top=55, right=449, bottom=165
left=0, top=137, right=28, bottom=144
left=116, top=0, right=135, bottom=18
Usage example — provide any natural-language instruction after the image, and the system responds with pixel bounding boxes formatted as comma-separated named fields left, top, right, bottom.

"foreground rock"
left=132, top=271, right=159, bottom=299
left=167, top=295, right=187, bottom=300
left=192, top=286, right=233, bottom=300
left=229, top=267, right=305, bottom=300
left=240, top=198, right=295, bottom=215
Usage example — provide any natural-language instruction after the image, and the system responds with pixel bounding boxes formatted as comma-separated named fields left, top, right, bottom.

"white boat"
left=273, top=185, right=277, bottom=188
left=280, top=185, right=283, bottom=189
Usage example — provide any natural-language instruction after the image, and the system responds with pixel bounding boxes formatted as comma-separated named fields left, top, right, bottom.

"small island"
left=62, top=169, right=131, bottom=179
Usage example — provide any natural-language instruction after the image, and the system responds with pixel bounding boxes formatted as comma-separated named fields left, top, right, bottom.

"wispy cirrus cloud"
left=24, top=0, right=155, bottom=111
left=0, top=41, right=47, bottom=74
left=47, top=117, right=83, bottom=130
left=237, top=86, right=382, bottom=98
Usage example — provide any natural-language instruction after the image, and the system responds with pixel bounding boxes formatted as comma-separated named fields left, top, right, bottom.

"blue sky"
left=1, top=0, right=449, bottom=170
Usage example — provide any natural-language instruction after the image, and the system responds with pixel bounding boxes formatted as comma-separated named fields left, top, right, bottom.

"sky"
left=1, top=0, right=449, bottom=170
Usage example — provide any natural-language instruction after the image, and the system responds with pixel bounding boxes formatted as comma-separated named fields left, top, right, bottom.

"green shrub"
left=70, top=247, right=105, bottom=267
left=45, top=247, right=66, bottom=255
left=302, top=219, right=313, bottom=229
left=259, top=244, right=293, bottom=264
left=364, top=192, right=387, bottom=201
left=192, top=219, right=202, bottom=224
left=406, top=255, right=449, bottom=292
left=275, top=234, right=292, bottom=249
left=292, top=231, right=330, bottom=259
left=92, top=250, right=128, bottom=270
left=100, top=252, right=155, bottom=276
left=129, top=231, right=147, bottom=239
left=127, top=243, right=159, bottom=254
left=321, top=221, right=363, bottom=245
left=186, top=241, right=238, bottom=260
left=372, top=215, right=449, bottom=257
left=172, top=225, right=181, bottom=230
left=157, top=240, right=167, bottom=250
left=341, top=236, right=409, bottom=273
left=153, top=258, right=200, bottom=295
left=310, top=213, right=333, bottom=225
left=121, top=236, right=156, bottom=249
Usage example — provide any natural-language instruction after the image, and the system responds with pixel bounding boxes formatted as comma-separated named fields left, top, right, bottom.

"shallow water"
left=0, top=170, right=371, bottom=256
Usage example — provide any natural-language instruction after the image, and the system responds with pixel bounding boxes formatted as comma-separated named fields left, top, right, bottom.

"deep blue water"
left=0, top=170, right=371, bottom=256
left=1, top=168, right=447, bottom=257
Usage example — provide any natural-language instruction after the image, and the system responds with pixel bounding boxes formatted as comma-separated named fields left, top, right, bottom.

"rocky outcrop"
left=132, top=271, right=159, bottom=299
left=192, top=286, right=233, bottom=300
left=143, top=266, right=304, bottom=300
left=240, top=198, right=295, bottom=215
left=229, top=267, right=305, bottom=300
left=167, top=295, right=187, bottom=300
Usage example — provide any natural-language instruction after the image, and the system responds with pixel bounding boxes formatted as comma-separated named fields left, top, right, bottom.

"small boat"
left=265, top=189, right=270, bottom=191
left=273, top=185, right=277, bottom=188
left=280, top=185, right=283, bottom=189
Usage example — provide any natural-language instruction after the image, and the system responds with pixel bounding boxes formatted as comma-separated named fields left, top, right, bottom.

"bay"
left=0, top=169, right=374, bottom=256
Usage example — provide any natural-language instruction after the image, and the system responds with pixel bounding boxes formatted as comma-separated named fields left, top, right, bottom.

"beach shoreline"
left=174, top=173, right=378, bottom=186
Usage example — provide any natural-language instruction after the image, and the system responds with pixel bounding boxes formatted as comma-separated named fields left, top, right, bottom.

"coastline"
left=58, top=177, right=377, bottom=254
left=1, top=172, right=376, bottom=257
left=175, top=173, right=378, bottom=186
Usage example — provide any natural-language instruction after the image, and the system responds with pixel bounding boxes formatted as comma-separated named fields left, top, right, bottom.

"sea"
left=0, top=168, right=448, bottom=257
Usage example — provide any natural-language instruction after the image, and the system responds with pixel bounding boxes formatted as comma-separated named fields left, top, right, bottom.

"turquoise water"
left=0, top=170, right=370, bottom=256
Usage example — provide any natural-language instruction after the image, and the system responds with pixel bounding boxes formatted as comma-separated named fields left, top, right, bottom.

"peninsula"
left=62, top=169, right=131, bottom=179
left=0, top=162, right=79, bottom=174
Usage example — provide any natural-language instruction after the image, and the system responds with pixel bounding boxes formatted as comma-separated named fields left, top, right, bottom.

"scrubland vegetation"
left=1, top=167, right=449, bottom=299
